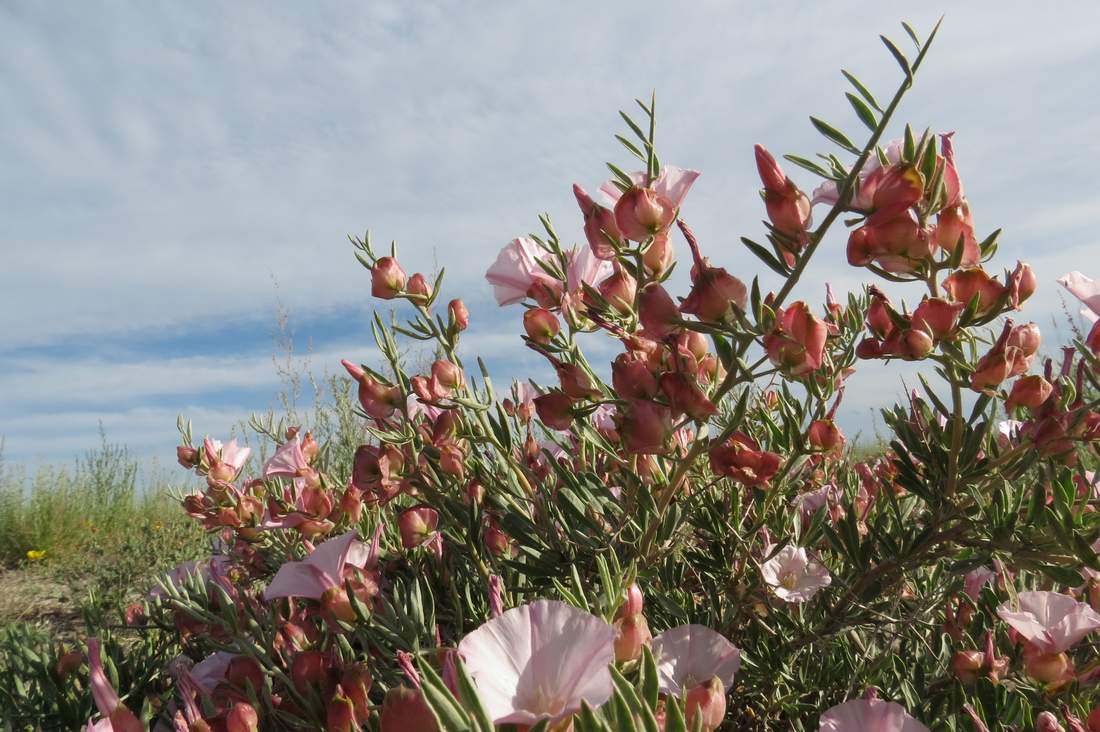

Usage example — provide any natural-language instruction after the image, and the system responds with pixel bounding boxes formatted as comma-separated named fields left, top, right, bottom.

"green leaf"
left=841, top=69, right=883, bottom=112
left=741, top=237, right=791, bottom=277
left=809, top=116, right=860, bottom=155
left=880, top=35, right=913, bottom=78
left=845, top=92, right=878, bottom=132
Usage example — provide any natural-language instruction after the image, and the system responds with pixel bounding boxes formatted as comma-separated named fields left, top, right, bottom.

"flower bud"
left=371, top=256, right=407, bottom=299
left=574, top=183, right=623, bottom=259
left=685, top=676, right=727, bottom=732
left=619, top=400, right=673, bottom=455
left=614, top=186, right=676, bottom=241
left=226, top=656, right=264, bottom=693
left=398, top=505, right=439, bottom=549
left=176, top=446, right=200, bottom=469
left=1008, top=261, right=1037, bottom=308
left=341, top=664, right=373, bottom=724
left=935, top=202, right=979, bottom=266
left=380, top=685, right=439, bottom=732
left=680, top=266, right=748, bottom=323
left=534, top=391, right=575, bottom=431
left=292, top=651, right=336, bottom=696
left=638, top=284, right=681, bottom=339
left=1008, top=322, right=1041, bottom=358
left=1036, top=711, right=1066, bottom=732
left=642, top=230, right=675, bottom=276
left=523, top=308, right=560, bottom=344
left=898, top=328, right=935, bottom=360
left=406, top=272, right=432, bottom=299
left=911, top=297, right=964, bottom=342
left=621, top=582, right=645, bottom=617
left=613, top=612, right=652, bottom=664
left=951, top=650, right=985, bottom=684
left=755, top=145, right=811, bottom=239
left=708, top=432, right=781, bottom=487
left=612, top=353, right=659, bottom=400
left=597, top=263, right=637, bottom=314
left=448, top=298, right=469, bottom=331
left=226, top=703, right=259, bottom=732
left=944, top=268, right=1005, bottom=316
left=868, top=164, right=925, bottom=221
left=326, top=688, right=357, bottom=732
left=1026, top=651, right=1072, bottom=686
left=482, top=515, right=515, bottom=558
left=659, top=372, right=717, bottom=421
left=438, top=444, right=466, bottom=480
left=1006, top=375, right=1053, bottom=412
left=55, top=650, right=82, bottom=679
left=807, top=419, right=845, bottom=454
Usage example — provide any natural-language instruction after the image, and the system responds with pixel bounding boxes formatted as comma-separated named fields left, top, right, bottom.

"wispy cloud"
left=3, top=2, right=1099, bottom=464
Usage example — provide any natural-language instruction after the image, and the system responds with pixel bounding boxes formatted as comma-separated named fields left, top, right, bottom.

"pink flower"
left=1059, top=271, right=1100, bottom=323
left=189, top=651, right=235, bottom=693
left=819, top=699, right=929, bottom=732
left=598, top=166, right=700, bottom=210
left=458, top=600, right=615, bottom=726
left=564, top=245, right=613, bottom=293
left=204, top=437, right=251, bottom=472
left=264, top=530, right=371, bottom=601
left=650, top=624, right=741, bottom=696
left=150, top=555, right=232, bottom=599
left=811, top=138, right=904, bottom=208
left=87, top=638, right=143, bottom=732
left=996, top=591, right=1100, bottom=654
left=760, top=545, right=832, bottom=602
left=263, top=437, right=310, bottom=478
left=485, top=237, right=556, bottom=306
left=963, top=566, right=995, bottom=601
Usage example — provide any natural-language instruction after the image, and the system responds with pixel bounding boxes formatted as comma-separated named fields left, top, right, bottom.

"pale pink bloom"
left=458, top=600, right=615, bottom=726
left=996, top=591, right=1100, bottom=653
left=1058, top=271, right=1100, bottom=323
left=565, top=245, right=613, bottom=292
left=819, top=698, right=929, bottom=732
left=406, top=393, right=442, bottom=422
left=204, top=437, right=252, bottom=472
left=263, top=437, right=309, bottom=478
left=598, top=165, right=700, bottom=209
left=591, top=404, right=617, bottom=433
left=87, top=638, right=142, bottom=732
left=760, top=545, right=832, bottom=602
left=188, top=651, right=234, bottom=693
left=964, top=566, right=995, bottom=601
left=264, top=530, right=370, bottom=601
left=792, top=483, right=835, bottom=522
left=485, top=237, right=556, bottom=306
left=650, top=624, right=741, bottom=696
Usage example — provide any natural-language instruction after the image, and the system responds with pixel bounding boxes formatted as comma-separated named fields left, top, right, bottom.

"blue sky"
left=3, top=2, right=1100, bottom=468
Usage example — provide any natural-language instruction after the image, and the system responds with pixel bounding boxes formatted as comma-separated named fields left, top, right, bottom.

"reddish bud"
left=176, top=446, right=200, bottom=469
left=1006, top=375, right=1053, bottom=412
left=898, top=329, right=935, bottom=361
left=1007, top=322, right=1041, bottom=358
left=1026, top=651, right=1072, bottom=686
left=226, top=703, right=259, bottom=732
left=55, top=650, right=82, bottom=679
left=659, top=372, right=717, bottom=421
left=944, top=268, right=1005, bottom=316
left=398, top=505, right=439, bottom=549
left=341, top=664, right=373, bottom=723
left=534, top=391, right=575, bottom=431
left=371, top=256, right=407, bottom=299
left=448, top=298, right=469, bottom=331
left=1037, top=711, right=1067, bottom=732
left=681, top=266, right=748, bottom=322
left=685, top=676, right=727, bottom=732
left=614, top=187, right=676, bottom=241
left=523, top=308, right=560, bottom=344
left=912, top=297, right=964, bottom=342
left=763, top=302, right=829, bottom=376
left=226, top=656, right=264, bottom=693
left=406, top=272, right=432, bottom=299
left=807, top=419, right=845, bottom=454
left=380, top=686, right=439, bottom=732
left=326, top=688, right=357, bottom=732
left=613, top=612, right=652, bottom=664
left=598, top=263, right=637, bottom=314
left=638, top=284, right=681, bottom=339
left=1008, top=261, right=1037, bottom=308
left=935, top=202, right=980, bottom=267
left=574, top=183, right=623, bottom=259
left=292, top=651, right=336, bottom=696
left=620, top=400, right=674, bottom=455
left=708, top=432, right=781, bottom=487
left=612, top=353, right=659, bottom=400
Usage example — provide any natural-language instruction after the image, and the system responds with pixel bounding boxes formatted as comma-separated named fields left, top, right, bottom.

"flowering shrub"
left=71, top=20, right=1100, bottom=731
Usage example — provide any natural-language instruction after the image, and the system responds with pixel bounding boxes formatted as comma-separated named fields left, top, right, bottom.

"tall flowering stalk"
left=47, top=18, right=1100, bottom=732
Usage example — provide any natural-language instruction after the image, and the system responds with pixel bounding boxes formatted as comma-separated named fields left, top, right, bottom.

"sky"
left=2, top=2, right=1100, bottom=470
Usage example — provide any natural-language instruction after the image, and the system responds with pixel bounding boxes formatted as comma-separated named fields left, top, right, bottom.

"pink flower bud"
left=1036, top=711, right=1067, bottom=732
left=638, top=284, right=680, bottom=339
left=685, top=676, right=727, bottom=732
left=597, top=263, right=637, bottom=314
left=1026, top=650, right=1072, bottom=686
left=1008, top=322, right=1041, bottom=358
left=952, top=650, right=985, bottom=684
left=1008, top=261, right=1037, bottom=308
left=911, top=297, right=964, bottom=342
left=614, top=186, right=676, bottom=241
left=176, top=446, right=200, bottom=469
left=371, top=256, right=407, bottom=299
left=643, top=230, right=675, bottom=276
left=944, top=268, right=1005, bottom=316
left=621, top=583, right=645, bottom=616
left=612, top=353, right=659, bottom=400
left=226, top=656, right=264, bottom=693
left=431, top=359, right=464, bottom=392
left=534, top=391, right=575, bottom=431
left=398, top=506, right=439, bottom=549
left=406, top=272, right=432, bottom=299
left=898, top=328, right=935, bottom=360
left=935, top=201, right=980, bottom=267
left=755, top=145, right=811, bottom=240
left=523, top=307, right=560, bottom=344
left=613, top=612, right=652, bottom=663
left=439, top=444, right=466, bottom=479
left=1007, top=375, right=1053, bottom=412
left=226, top=703, right=259, bottom=732
left=866, top=289, right=896, bottom=340
left=292, top=651, right=337, bottom=696
left=380, top=685, right=439, bottom=732
left=620, top=400, right=674, bottom=455
left=867, top=164, right=925, bottom=222
left=708, top=432, right=781, bottom=487
left=341, top=664, right=373, bottom=724
left=556, top=362, right=601, bottom=401
left=55, top=650, right=81, bottom=679
left=574, top=183, right=622, bottom=259
left=326, top=688, right=357, bottom=732
left=448, top=298, right=469, bottom=331
left=681, top=266, right=748, bottom=323
left=763, top=302, right=829, bottom=377
left=482, top=515, right=515, bottom=558
left=659, top=372, right=717, bottom=422
left=807, top=419, right=845, bottom=454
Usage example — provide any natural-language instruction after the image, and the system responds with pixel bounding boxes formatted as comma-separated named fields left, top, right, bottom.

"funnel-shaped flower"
left=87, top=638, right=143, bottom=732
left=650, top=624, right=740, bottom=696
left=458, top=600, right=615, bottom=726
left=996, top=591, right=1100, bottom=654
left=761, top=545, right=832, bottom=602
left=1059, top=272, right=1100, bottom=322
left=264, top=531, right=370, bottom=601
left=486, top=237, right=556, bottom=306
left=819, top=699, right=929, bottom=732
left=598, top=166, right=700, bottom=210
